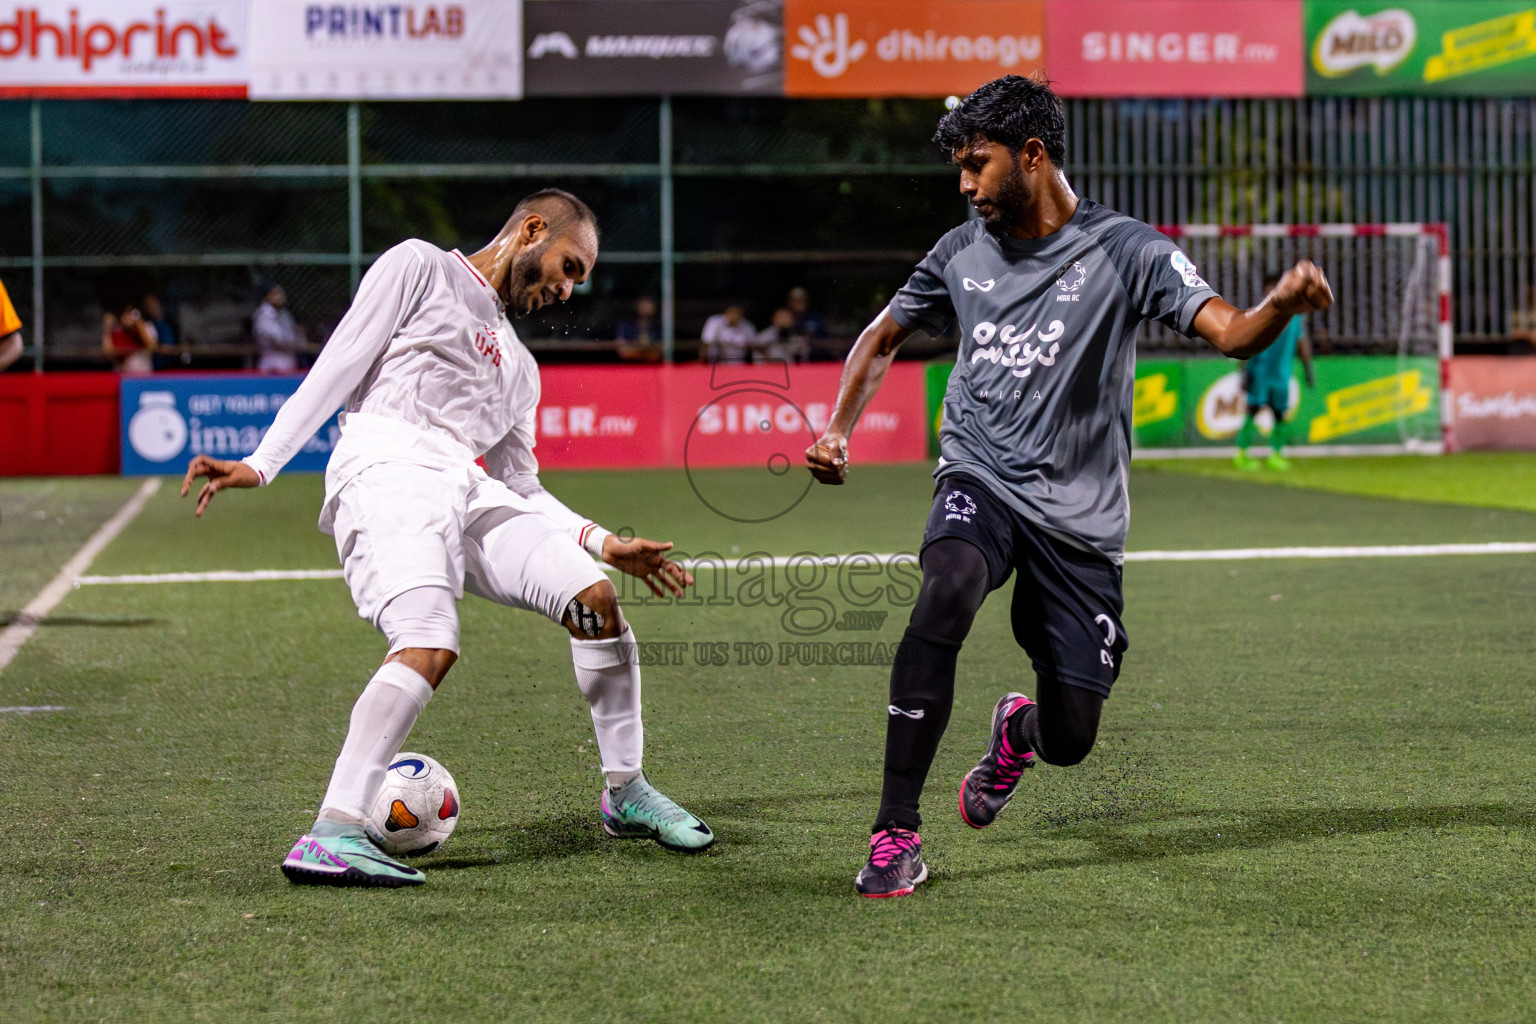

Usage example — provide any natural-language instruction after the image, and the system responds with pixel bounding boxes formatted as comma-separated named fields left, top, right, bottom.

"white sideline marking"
left=0, top=705, right=70, bottom=714
left=1124, top=542, right=1536, bottom=562
left=71, top=540, right=1536, bottom=589
left=77, top=568, right=346, bottom=585
left=0, top=478, right=162, bottom=675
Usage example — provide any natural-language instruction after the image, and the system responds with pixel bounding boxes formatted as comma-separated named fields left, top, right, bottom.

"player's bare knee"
left=564, top=581, right=625, bottom=639
left=386, top=647, right=457, bottom=688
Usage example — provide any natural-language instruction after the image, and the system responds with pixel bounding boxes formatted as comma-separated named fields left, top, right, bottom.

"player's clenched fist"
left=1269, top=260, right=1334, bottom=316
left=806, top=433, right=849, bottom=485
left=181, top=454, right=261, bottom=517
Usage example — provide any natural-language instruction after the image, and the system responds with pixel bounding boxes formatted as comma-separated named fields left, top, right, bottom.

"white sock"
left=315, top=661, right=434, bottom=828
left=570, top=628, right=643, bottom=788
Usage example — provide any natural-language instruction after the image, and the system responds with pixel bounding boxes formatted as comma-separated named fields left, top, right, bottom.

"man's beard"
left=981, top=165, right=1032, bottom=239
left=505, top=244, right=545, bottom=318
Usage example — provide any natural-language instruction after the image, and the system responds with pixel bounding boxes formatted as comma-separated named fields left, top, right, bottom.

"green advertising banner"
left=926, top=361, right=952, bottom=457
left=1133, top=359, right=1184, bottom=449
left=1306, top=1, right=1536, bottom=95
left=925, top=355, right=1439, bottom=455
left=1178, top=354, right=1440, bottom=447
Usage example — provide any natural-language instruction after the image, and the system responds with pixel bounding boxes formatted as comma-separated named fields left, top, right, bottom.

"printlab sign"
left=120, top=375, right=339, bottom=477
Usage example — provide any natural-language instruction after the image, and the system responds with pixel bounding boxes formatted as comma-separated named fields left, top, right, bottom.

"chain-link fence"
left=1, top=95, right=1532, bottom=368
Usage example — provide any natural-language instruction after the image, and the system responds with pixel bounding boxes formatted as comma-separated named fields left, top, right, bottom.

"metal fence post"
left=29, top=100, right=42, bottom=373
left=347, top=102, right=363, bottom=295
left=659, top=96, right=675, bottom=362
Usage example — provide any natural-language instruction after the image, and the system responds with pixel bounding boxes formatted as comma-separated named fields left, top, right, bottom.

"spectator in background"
left=102, top=300, right=158, bottom=375
left=700, top=303, right=757, bottom=365
left=615, top=295, right=662, bottom=363
left=143, top=292, right=186, bottom=370
left=756, top=307, right=810, bottom=364
left=0, top=276, right=23, bottom=372
left=254, top=284, right=306, bottom=373
left=786, top=286, right=829, bottom=342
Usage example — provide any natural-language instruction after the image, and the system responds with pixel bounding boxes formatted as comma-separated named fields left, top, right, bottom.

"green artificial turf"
left=2, top=461, right=1534, bottom=1022
left=1141, top=451, right=1536, bottom=514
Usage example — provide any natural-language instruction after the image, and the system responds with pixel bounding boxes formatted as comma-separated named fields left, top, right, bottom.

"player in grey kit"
left=806, top=76, right=1333, bottom=897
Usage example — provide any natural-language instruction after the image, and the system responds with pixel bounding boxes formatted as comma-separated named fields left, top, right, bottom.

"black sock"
left=874, top=627, right=959, bottom=832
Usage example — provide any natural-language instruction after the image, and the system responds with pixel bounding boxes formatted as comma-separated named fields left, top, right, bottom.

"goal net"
left=1140, top=223, right=1450, bottom=453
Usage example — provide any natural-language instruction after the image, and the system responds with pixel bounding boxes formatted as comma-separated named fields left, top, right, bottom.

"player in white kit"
left=182, top=190, right=715, bottom=887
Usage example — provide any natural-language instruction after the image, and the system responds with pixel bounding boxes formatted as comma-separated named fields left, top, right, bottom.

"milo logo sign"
left=1312, top=8, right=1416, bottom=77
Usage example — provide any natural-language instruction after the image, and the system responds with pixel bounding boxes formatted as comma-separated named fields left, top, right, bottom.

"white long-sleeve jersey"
left=242, top=239, right=609, bottom=553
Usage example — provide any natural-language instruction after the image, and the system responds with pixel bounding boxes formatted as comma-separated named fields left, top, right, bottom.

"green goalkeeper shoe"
left=281, top=826, right=425, bottom=888
left=1265, top=453, right=1293, bottom=471
left=601, top=771, right=715, bottom=853
left=1232, top=453, right=1263, bottom=471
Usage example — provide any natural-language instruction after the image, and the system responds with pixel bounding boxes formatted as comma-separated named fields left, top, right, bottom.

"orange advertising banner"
left=784, top=0, right=1045, bottom=98
left=1450, top=356, right=1536, bottom=451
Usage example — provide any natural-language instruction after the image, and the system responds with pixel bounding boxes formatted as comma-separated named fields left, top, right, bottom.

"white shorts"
left=328, top=462, right=607, bottom=635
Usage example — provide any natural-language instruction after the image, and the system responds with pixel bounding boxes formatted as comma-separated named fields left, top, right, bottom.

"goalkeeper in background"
left=1234, top=269, right=1315, bottom=471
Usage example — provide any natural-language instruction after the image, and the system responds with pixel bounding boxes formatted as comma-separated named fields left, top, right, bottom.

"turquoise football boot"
left=281, top=823, right=425, bottom=888
left=600, top=771, right=715, bottom=853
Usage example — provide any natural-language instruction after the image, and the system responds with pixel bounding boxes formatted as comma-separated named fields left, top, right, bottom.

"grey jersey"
left=889, top=199, right=1217, bottom=563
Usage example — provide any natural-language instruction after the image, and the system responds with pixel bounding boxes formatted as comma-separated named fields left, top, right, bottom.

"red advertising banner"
left=0, top=0, right=248, bottom=98
left=534, top=362, right=928, bottom=470
left=1449, top=356, right=1536, bottom=451
left=784, top=0, right=1045, bottom=98
left=1045, top=0, right=1303, bottom=98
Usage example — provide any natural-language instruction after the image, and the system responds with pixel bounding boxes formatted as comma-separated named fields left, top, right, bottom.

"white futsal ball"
left=364, top=752, right=461, bottom=857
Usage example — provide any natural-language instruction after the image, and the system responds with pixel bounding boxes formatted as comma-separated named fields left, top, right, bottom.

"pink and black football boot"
left=958, top=692, right=1037, bottom=828
left=854, top=827, right=927, bottom=898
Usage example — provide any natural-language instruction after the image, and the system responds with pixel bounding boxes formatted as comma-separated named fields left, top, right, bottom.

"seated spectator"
left=700, top=303, right=757, bottom=365
left=101, top=301, right=158, bottom=375
left=756, top=307, right=810, bottom=364
left=0, top=276, right=22, bottom=372
left=254, top=284, right=306, bottom=373
left=616, top=295, right=663, bottom=363
left=786, top=286, right=829, bottom=341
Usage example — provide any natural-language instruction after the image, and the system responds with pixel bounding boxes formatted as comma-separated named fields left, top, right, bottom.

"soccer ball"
left=364, top=752, right=461, bottom=857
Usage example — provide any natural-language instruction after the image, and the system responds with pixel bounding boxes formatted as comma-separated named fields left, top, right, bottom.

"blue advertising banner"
left=120, top=374, right=338, bottom=477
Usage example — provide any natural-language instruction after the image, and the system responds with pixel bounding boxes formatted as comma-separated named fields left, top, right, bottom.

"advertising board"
left=1448, top=356, right=1536, bottom=450
left=0, top=0, right=248, bottom=98
left=524, top=0, right=781, bottom=96
left=120, top=375, right=340, bottom=477
left=1307, top=1, right=1536, bottom=95
left=783, top=0, right=1045, bottom=98
left=1046, top=0, right=1303, bottom=97
left=246, top=0, right=521, bottom=99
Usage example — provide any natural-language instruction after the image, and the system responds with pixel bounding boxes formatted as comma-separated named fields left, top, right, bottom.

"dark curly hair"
left=932, top=75, right=1066, bottom=165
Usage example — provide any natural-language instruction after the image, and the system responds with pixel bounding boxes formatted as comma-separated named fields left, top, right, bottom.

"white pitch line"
left=1123, top=542, right=1536, bottom=562
left=0, top=705, right=70, bottom=713
left=0, top=477, right=162, bottom=675
left=70, top=540, right=1536, bottom=589
left=77, top=568, right=345, bottom=586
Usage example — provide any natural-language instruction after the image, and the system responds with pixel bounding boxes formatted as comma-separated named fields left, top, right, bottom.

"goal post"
left=1133, top=222, right=1451, bottom=457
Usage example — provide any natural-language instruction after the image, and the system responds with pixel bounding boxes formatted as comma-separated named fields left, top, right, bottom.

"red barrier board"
left=0, top=372, right=121, bottom=476
left=1449, top=356, right=1536, bottom=451
left=0, top=363, right=929, bottom=478
left=1046, top=0, right=1304, bottom=97
left=534, top=362, right=929, bottom=469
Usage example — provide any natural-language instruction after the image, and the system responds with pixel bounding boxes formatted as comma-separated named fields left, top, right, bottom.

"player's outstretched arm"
left=600, top=535, right=695, bottom=598
left=805, top=307, right=914, bottom=485
left=181, top=455, right=261, bottom=517
left=1192, top=260, right=1334, bottom=360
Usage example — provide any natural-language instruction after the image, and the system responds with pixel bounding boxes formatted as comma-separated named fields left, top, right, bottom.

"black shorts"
left=922, top=475, right=1128, bottom=698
